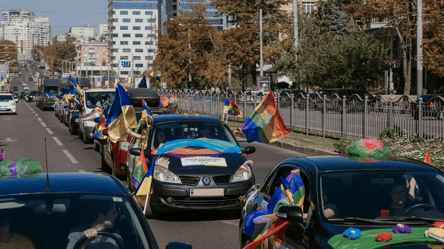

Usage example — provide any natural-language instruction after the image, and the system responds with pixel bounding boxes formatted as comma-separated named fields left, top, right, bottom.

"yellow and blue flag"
left=142, top=99, right=153, bottom=122
left=68, top=78, right=83, bottom=96
left=241, top=91, right=290, bottom=143
left=105, top=84, right=138, bottom=143
left=134, top=155, right=155, bottom=209
left=223, top=98, right=230, bottom=114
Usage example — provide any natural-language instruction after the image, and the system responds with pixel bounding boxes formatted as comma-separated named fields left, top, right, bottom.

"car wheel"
left=78, top=130, right=83, bottom=140
left=82, top=131, right=89, bottom=144
left=69, top=124, right=72, bottom=134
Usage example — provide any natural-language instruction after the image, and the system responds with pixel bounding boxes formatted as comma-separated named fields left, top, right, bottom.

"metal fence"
left=156, top=89, right=444, bottom=140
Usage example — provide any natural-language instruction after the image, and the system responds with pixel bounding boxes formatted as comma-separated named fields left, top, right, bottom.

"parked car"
left=409, top=86, right=444, bottom=120
left=127, top=114, right=256, bottom=217
left=29, top=77, right=33, bottom=81
left=0, top=91, right=17, bottom=114
left=0, top=172, right=192, bottom=249
left=240, top=155, right=444, bottom=248
left=278, top=89, right=307, bottom=108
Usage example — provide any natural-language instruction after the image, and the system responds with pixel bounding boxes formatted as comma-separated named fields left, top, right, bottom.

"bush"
left=334, top=137, right=354, bottom=154
left=379, top=127, right=398, bottom=141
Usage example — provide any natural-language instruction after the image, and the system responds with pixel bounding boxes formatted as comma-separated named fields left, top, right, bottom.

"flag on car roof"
left=223, top=98, right=230, bottom=114
left=68, top=78, right=83, bottom=96
left=424, top=152, right=431, bottom=165
left=142, top=99, right=153, bottom=123
left=241, top=91, right=290, bottom=143
left=243, top=170, right=305, bottom=249
left=228, top=100, right=242, bottom=117
left=138, top=76, right=147, bottom=88
left=159, top=97, right=168, bottom=108
left=131, top=148, right=149, bottom=189
left=105, top=84, right=138, bottom=143
left=134, top=155, right=156, bottom=210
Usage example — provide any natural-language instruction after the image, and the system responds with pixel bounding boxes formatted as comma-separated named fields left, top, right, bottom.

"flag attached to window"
left=142, top=99, right=153, bottom=123
left=105, top=84, right=138, bottom=143
left=68, top=78, right=83, bottom=96
left=159, top=97, right=168, bottom=108
left=131, top=148, right=149, bottom=189
left=134, top=155, right=156, bottom=209
left=241, top=91, right=290, bottom=143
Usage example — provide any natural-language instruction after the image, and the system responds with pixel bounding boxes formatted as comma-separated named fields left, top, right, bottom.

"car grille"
left=178, top=176, right=200, bottom=185
left=213, top=175, right=231, bottom=185
left=169, top=196, right=240, bottom=208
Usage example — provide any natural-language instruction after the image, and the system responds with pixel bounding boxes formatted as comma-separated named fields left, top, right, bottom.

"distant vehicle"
left=13, top=86, right=18, bottom=92
left=29, top=77, right=33, bottom=81
left=26, top=90, right=37, bottom=102
left=20, top=92, right=28, bottom=99
left=36, top=79, right=58, bottom=110
left=24, top=86, right=29, bottom=90
left=21, top=82, right=27, bottom=86
left=410, top=86, right=444, bottom=120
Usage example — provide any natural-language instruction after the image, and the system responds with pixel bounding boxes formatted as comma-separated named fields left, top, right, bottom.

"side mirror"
left=277, top=205, right=304, bottom=223
left=130, top=148, right=141, bottom=156
left=242, top=146, right=255, bottom=155
left=93, top=117, right=102, bottom=123
left=166, top=242, right=192, bottom=249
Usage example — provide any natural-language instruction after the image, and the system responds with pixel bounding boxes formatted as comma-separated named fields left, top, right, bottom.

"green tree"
left=422, top=1, right=444, bottom=77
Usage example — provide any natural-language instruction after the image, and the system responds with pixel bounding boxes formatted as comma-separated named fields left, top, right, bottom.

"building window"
left=145, top=11, right=153, bottom=15
left=112, top=33, right=118, bottom=37
left=112, top=49, right=118, bottom=52
left=120, top=56, right=128, bottom=60
left=120, top=26, right=128, bottom=30
left=135, top=19, right=143, bottom=22
left=145, top=41, right=153, bottom=45
left=147, top=49, right=155, bottom=53
left=135, top=49, right=143, bottom=53
left=123, top=33, right=131, bottom=37
left=133, top=11, right=141, bottom=15
left=123, top=18, right=130, bottom=22
left=302, top=2, right=315, bottom=14
left=135, top=64, right=143, bottom=67
left=147, top=18, right=155, bottom=23
left=123, top=49, right=131, bottom=52
left=112, top=41, right=116, bottom=45
left=112, top=26, right=116, bottom=30
left=135, top=34, right=143, bottom=37
left=84, top=48, right=87, bottom=51
left=113, top=18, right=118, bottom=22
left=145, top=56, right=153, bottom=60
left=112, top=63, right=118, bottom=67
left=113, top=11, right=115, bottom=14
left=133, top=26, right=141, bottom=30
left=145, top=26, right=153, bottom=30
left=120, top=41, right=128, bottom=45
left=147, top=34, right=156, bottom=37
left=148, top=64, right=153, bottom=68
left=134, top=56, right=141, bottom=60
left=120, top=11, right=128, bottom=15
left=133, top=41, right=141, bottom=45
left=121, top=71, right=128, bottom=75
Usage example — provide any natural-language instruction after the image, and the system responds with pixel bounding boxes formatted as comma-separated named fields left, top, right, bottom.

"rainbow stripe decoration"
left=241, top=91, right=290, bottom=143
left=223, top=98, right=230, bottom=114
left=227, top=100, right=242, bottom=117
left=171, top=95, right=178, bottom=113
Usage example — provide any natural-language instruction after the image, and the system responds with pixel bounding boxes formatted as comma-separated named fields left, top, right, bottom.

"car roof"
left=0, top=173, right=125, bottom=197
left=85, top=88, right=116, bottom=93
left=281, top=155, right=438, bottom=173
left=153, top=114, right=221, bottom=124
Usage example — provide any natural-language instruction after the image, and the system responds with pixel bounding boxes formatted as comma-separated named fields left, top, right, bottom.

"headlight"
left=154, top=166, right=182, bottom=184
left=231, top=164, right=252, bottom=182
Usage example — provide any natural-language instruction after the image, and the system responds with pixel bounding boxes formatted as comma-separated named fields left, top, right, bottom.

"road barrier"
left=156, top=89, right=444, bottom=141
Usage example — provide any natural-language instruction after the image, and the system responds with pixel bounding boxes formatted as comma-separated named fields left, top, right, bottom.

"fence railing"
left=156, top=89, right=444, bottom=140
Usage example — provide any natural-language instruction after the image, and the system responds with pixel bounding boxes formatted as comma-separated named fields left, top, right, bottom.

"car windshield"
left=44, top=87, right=58, bottom=93
left=0, top=95, right=13, bottom=100
left=150, top=122, right=237, bottom=150
left=0, top=194, right=153, bottom=249
left=86, top=92, right=115, bottom=108
left=320, top=170, right=444, bottom=221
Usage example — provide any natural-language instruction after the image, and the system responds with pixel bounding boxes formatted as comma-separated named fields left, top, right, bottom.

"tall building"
left=176, top=0, right=226, bottom=31
left=108, top=0, right=159, bottom=78
left=98, top=24, right=108, bottom=37
left=75, top=41, right=110, bottom=85
left=69, top=26, right=95, bottom=40
left=0, top=9, right=50, bottom=54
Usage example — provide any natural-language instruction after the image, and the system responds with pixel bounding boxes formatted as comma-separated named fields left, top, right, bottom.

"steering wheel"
left=72, top=232, right=125, bottom=249
left=402, top=203, right=436, bottom=216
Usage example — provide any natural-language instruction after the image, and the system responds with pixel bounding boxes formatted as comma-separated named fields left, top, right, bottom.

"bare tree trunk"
left=396, top=27, right=412, bottom=95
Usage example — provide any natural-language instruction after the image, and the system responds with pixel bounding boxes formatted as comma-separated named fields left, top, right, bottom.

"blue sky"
left=0, top=0, right=108, bottom=37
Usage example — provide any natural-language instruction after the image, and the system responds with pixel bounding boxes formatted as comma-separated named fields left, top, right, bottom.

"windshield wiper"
left=328, top=217, right=400, bottom=224
left=382, top=216, right=444, bottom=223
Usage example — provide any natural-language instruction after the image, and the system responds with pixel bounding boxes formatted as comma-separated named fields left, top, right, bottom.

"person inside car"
left=154, top=130, right=167, bottom=149
left=199, top=127, right=211, bottom=139
left=387, top=177, right=417, bottom=216
left=66, top=201, right=121, bottom=249
left=0, top=215, right=35, bottom=249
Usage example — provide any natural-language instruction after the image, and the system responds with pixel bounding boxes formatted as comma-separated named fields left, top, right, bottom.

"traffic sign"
left=128, top=71, right=132, bottom=77
left=162, top=82, right=167, bottom=89
left=121, top=61, right=131, bottom=67
left=258, top=76, right=270, bottom=92
left=115, top=73, right=118, bottom=79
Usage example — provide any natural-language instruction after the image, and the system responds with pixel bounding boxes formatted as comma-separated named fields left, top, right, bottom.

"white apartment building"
left=98, top=24, right=108, bottom=37
left=108, top=0, right=158, bottom=78
left=69, top=26, right=95, bottom=40
left=0, top=9, right=50, bottom=54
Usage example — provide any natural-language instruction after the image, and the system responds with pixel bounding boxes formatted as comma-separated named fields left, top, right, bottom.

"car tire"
left=78, top=130, right=83, bottom=140
left=82, top=131, right=90, bottom=144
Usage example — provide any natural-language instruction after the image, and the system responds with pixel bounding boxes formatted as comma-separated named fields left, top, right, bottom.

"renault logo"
left=202, top=176, right=211, bottom=186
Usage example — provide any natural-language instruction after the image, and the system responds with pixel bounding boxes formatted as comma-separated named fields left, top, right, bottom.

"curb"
left=235, top=132, right=338, bottom=156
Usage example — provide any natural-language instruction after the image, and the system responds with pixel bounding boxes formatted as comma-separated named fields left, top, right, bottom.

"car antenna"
left=44, top=137, right=51, bottom=192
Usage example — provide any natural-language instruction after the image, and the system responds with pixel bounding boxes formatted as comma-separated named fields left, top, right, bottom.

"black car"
left=127, top=88, right=160, bottom=107
left=13, top=86, right=18, bottom=92
left=0, top=172, right=191, bottom=249
left=20, top=91, right=28, bottom=99
left=29, top=77, right=33, bottom=81
left=408, top=86, right=444, bottom=120
left=240, top=156, right=444, bottom=249
left=128, top=115, right=256, bottom=217
left=27, top=90, right=37, bottom=102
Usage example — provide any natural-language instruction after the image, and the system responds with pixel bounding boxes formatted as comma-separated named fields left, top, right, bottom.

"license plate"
left=119, top=141, right=130, bottom=151
left=0, top=108, right=7, bottom=111
left=181, top=157, right=227, bottom=167
left=190, top=188, right=224, bottom=197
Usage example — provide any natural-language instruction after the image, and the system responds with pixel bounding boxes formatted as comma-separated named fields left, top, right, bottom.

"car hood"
left=421, top=94, right=444, bottom=102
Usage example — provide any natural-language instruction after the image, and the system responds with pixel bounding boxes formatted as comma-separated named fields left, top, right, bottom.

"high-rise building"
left=108, top=0, right=158, bottom=78
left=69, top=26, right=95, bottom=40
left=176, top=0, right=226, bottom=31
left=98, top=24, right=108, bottom=37
left=0, top=9, right=50, bottom=54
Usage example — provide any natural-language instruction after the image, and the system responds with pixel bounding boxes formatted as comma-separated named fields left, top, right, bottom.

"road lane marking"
left=35, top=114, right=38, bottom=116
left=52, top=137, right=63, bottom=146
left=41, top=122, right=47, bottom=127
left=38, top=118, right=42, bottom=121
left=63, top=150, right=79, bottom=164
left=217, top=220, right=238, bottom=227
left=45, top=128, right=53, bottom=134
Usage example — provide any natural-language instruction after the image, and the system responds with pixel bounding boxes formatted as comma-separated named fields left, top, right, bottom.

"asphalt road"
left=1, top=76, right=308, bottom=249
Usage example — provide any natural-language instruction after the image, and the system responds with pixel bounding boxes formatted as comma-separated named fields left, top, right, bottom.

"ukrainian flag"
left=68, top=78, right=83, bottom=96
left=223, top=98, right=230, bottom=114
left=105, top=84, right=138, bottom=143
left=241, top=91, right=290, bottom=143
left=142, top=99, right=153, bottom=122
left=134, top=155, right=155, bottom=210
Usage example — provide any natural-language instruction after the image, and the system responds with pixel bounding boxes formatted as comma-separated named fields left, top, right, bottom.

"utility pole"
left=259, top=9, right=263, bottom=91
left=188, top=32, right=192, bottom=83
left=293, top=0, right=298, bottom=49
left=417, top=0, right=423, bottom=97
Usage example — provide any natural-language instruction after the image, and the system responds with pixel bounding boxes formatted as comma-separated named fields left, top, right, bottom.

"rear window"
left=0, top=95, right=13, bottom=100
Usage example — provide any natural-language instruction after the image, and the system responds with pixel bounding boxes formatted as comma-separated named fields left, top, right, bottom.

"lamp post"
left=417, top=0, right=423, bottom=97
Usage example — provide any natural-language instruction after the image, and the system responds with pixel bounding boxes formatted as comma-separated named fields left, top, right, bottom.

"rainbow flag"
left=228, top=100, right=242, bottom=117
left=142, top=99, right=153, bottom=122
left=171, top=95, right=178, bottom=113
left=105, top=84, right=138, bottom=143
left=424, top=152, right=431, bottom=165
left=68, top=78, right=83, bottom=96
left=241, top=91, right=290, bottom=143
left=223, top=98, right=230, bottom=114
left=159, top=97, right=168, bottom=107
left=131, top=149, right=149, bottom=189
left=134, top=155, right=156, bottom=209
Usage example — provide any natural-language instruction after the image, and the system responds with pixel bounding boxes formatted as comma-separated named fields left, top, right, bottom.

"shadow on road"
left=83, top=147, right=94, bottom=151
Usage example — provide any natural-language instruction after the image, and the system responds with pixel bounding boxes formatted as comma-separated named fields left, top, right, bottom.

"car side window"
left=263, top=166, right=295, bottom=197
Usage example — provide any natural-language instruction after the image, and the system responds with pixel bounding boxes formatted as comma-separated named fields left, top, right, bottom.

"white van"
left=78, top=88, right=116, bottom=143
